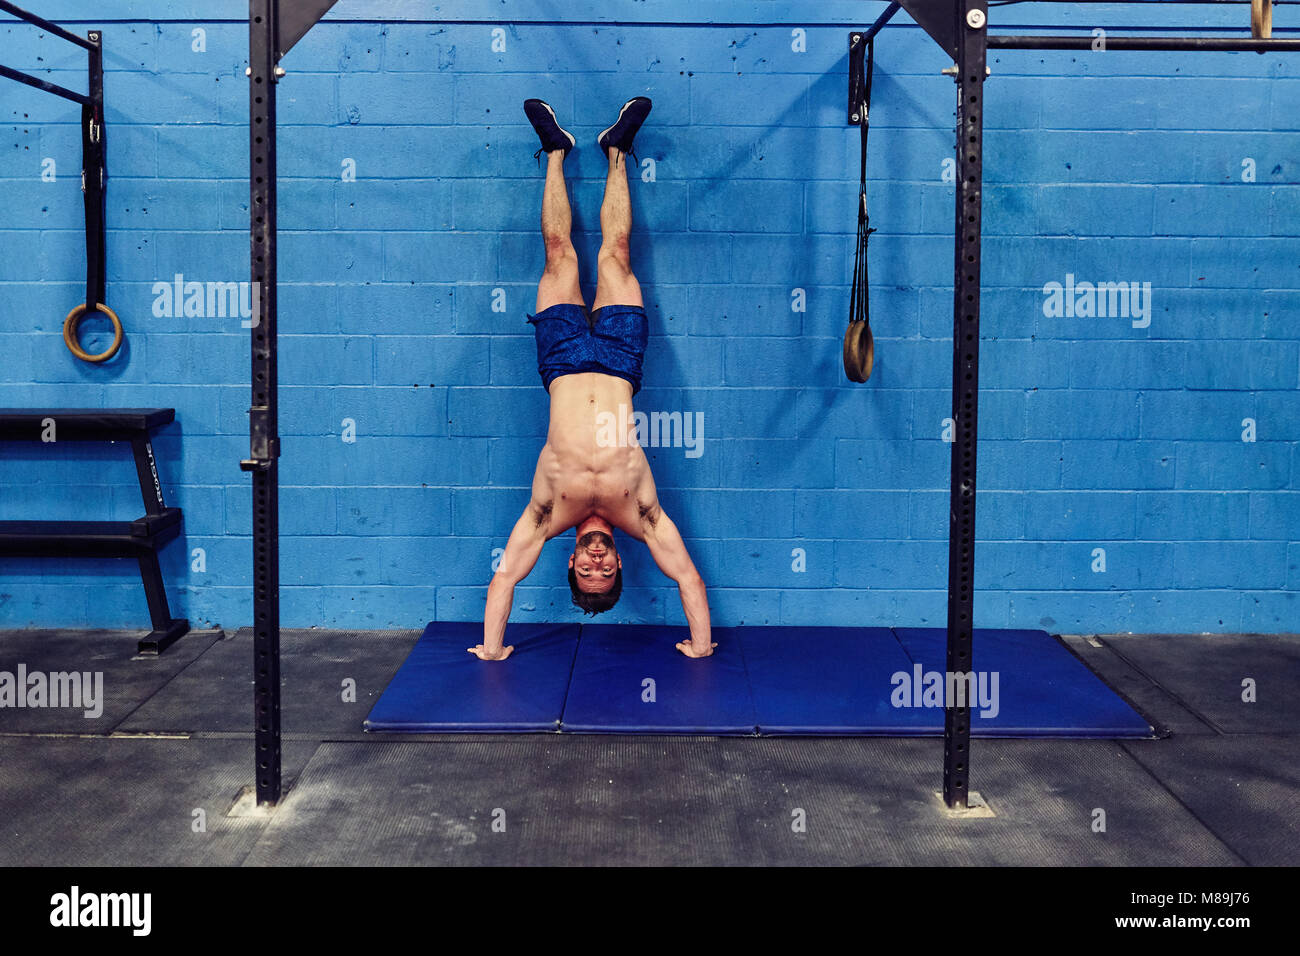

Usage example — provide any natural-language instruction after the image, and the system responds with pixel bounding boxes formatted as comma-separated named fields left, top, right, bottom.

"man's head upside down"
left=568, top=517, right=622, bottom=614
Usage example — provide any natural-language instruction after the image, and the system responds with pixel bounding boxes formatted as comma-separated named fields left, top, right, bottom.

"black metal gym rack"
left=245, top=1, right=1297, bottom=809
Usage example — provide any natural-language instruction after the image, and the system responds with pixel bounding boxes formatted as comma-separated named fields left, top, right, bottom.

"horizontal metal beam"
left=987, top=1, right=1281, bottom=4
left=0, top=0, right=95, bottom=50
left=0, top=62, right=90, bottom=103
left=988, top=34, right=1300, bottom=50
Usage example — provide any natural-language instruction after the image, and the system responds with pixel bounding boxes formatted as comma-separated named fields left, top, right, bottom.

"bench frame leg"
left=135, top=549, right=189, bottom=655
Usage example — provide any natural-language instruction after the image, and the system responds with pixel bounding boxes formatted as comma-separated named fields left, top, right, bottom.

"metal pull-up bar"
left=0, top=62, right=90, bottom=104
left=987, top=34, right=1300, bottom=50
left=0, top=0, right=93, bottom=49
left=0, top=1, right=96, bottom=109
left=894, top=0, right=1294, bottom=60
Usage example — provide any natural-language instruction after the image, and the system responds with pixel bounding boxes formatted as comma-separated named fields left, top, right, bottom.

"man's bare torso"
left=529, top=372, right=660, bottom=541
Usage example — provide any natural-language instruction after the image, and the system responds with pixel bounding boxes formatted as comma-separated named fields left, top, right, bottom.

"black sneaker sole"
left=526, top=100, right=576, bottom=151
left=597, top=97, right=650, bottom=152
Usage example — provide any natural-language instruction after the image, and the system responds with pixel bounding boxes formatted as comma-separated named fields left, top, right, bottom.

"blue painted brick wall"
left=1, top=1, right=1297, bottom=633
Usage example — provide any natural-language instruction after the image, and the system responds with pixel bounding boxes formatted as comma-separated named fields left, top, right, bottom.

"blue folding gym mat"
left=738, top=625, right=939, bottom=735
left=363, top=621, right=580, bottom=732
left=892, top=627, right=1153, bottom=737
left=364, top=622, right=1153, bottom=737
left=560, top=623, right=757, bottom=734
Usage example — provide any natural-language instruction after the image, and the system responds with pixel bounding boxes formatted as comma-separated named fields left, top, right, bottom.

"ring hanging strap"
left=81, top=101, right=106, bottom=312
left=849, top=37, right=876, bottom=332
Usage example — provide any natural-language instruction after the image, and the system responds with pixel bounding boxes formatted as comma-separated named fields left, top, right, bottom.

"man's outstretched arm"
left=642, top=509, right=714, bottom=657
left=473, top=505, right=549, bottom=661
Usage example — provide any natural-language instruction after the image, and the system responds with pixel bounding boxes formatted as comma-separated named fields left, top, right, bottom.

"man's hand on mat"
left=675, top=641, right=717, bottom=659
left=467, top=644, right=514, bottom=661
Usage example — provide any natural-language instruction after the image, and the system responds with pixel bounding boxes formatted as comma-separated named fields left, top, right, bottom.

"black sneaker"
left=597, top=96, right=652, bottom=162
left=524, top=99, right=575, bottom=166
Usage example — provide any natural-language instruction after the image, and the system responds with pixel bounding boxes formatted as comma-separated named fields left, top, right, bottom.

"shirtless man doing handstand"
left=468, top=97, right=715, bottom=662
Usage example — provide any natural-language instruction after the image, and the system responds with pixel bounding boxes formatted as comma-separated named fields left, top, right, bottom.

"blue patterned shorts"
left=526, top=303, right=649, bottom=396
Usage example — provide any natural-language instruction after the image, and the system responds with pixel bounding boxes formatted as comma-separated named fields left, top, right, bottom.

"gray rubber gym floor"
left=0, top=628, right=1294, bottom=866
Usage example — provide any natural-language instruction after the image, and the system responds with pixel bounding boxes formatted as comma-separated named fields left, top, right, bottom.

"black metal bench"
left=0, top=408, right=190, bottom=654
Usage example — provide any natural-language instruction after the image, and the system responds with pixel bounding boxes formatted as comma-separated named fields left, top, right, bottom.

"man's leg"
left=536, top=150, right=584, bottom=314
left=592, top=146, right=644, bottom=312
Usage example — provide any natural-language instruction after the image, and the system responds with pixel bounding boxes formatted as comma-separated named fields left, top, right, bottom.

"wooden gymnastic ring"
left=843, top=321, right=864, bottom=382
left=1251, top=0, right=1272, bottom=40
left=842, top=320, right=874, bottom=383
left=63, top=302, right=124, bottom=363
left=842, top=321, right=860, bottom=382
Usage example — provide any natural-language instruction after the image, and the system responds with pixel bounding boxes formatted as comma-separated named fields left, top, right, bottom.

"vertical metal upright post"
left=245, top=0, right=282, bottom=807
left=943, top=0, right=987, bottom=810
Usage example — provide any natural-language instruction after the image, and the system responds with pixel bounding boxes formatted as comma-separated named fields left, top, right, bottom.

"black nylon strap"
left=82, top=102, right=106, bottom=310
left=850, top=37, right=876, bottom=329
left=859, top=36, right=873, bottom=198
